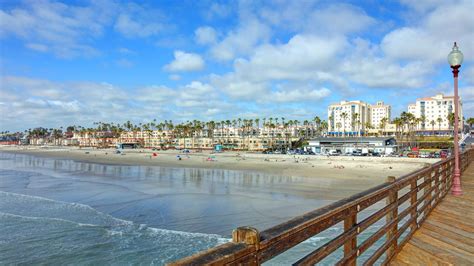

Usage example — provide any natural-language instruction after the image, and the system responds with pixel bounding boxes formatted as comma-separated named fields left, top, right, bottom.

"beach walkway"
left=390, top=162, right=474, bottom=265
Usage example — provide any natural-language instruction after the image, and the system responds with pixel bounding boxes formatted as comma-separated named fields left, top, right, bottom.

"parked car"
left=370, top=152, right=381, bottom=157
left=419, top=152, right=432, bottom=158
left=329, top=150, right=340, bottom=156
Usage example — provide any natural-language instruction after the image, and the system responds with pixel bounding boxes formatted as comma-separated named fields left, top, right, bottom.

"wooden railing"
left=169, top=149, right=474, bottom=265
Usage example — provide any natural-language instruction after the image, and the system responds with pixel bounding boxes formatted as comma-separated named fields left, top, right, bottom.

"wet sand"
left=1, top=145, right=438, bottom=193
left=0, top=146, right=440, bottom=236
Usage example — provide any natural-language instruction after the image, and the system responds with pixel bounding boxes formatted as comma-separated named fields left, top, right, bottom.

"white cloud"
left=195, top=26, right=217, bottom=45
left=210, top=18, right=271, bottom=61
left=0, top=0, right=114, bottom=58
left=211, top=34, right=347, bottom=99
left=114, top=13, right=163, bottom=38
left=258, top=2, right=374, bottom=35
left=164, top=51, right=205, bottom=72
left=211, top=73, right=268, bottom=100
left=0, top=75, right=232, bottom=131
left=233, top=35, right=347, bottom=82
left=205, top=2, right=232, bottom=19
left=399, top=0, right=448, bottom=12
left=271, top=87, right=331, bottom=103
left=381, top=1, right=474, bottom=64
left=305, top=4, right=375, bottom=34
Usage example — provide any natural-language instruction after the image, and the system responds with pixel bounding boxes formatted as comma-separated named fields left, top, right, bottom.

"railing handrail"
left=169, top=149, right=473, bottom=265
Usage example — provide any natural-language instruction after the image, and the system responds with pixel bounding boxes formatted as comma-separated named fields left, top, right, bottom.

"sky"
left=1, top=0, right=473, bottom=132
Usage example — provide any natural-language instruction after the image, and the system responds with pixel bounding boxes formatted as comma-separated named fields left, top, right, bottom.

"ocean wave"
left=0, top=191, right=229, bottom=265
left=0, top=191, right=230, bottom=240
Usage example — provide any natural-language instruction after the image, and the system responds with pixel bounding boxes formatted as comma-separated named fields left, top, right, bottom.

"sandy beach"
left=0, top=145, right=438, bottom=189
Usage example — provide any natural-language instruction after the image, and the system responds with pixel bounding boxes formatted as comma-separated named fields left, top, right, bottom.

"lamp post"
left=448, top=42, right=463, bottom=196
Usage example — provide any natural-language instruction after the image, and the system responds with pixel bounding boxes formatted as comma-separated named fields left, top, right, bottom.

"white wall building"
left=328, top=100, right=391, bottom=135
left=370, top=101, right=391, bottom=129
left=407, top=93, right=463, bottom=133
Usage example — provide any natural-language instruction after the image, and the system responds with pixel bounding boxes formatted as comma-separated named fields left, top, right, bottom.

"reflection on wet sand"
left=0, top=152, right=348, bottom=235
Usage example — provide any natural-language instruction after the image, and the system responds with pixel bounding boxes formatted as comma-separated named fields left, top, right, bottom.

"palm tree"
left=392, top=118, right=401, bottom=139
left=351, top=113, right=359, bottom=137
left=336, top=122, right=342, bottom=136
left=320, top=120, right=328, bottom=135
left=328, top=115, right=334, bottom=135
left=380, top=117, right=388, bottom=137
left=447, top=113, right=455, bottom=132
left=313, top=116, right=321, bottom=137
left=430, top=120, right=436, bottom=135
left=467, top=117, right=474, bottom=129
left=437, top=117, right=443, bottom=134
left=341, top=112, right=348, bottom=137
left=420, top=115, right=426, bottom=131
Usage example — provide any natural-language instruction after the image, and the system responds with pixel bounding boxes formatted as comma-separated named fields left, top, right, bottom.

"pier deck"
left=390, top=163, right=474, bottom=265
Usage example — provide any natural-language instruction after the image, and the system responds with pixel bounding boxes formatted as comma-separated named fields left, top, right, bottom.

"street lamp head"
left=448, top=42, right=463, bottom=67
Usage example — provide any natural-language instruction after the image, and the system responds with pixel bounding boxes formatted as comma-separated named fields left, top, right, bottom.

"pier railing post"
left=410, top=177, right=418, bottom=231
left=344, top=213, right=357, bottom=266
left=232, top=226, right=260, bottom=265
left=424, top=172, right=432, bottom=217
left=386, top=176, right=398, bottom=259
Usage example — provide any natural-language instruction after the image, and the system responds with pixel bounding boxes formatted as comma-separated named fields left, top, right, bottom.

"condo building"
left=370, top=101, right=391, bottom=129
left=407, top=93, right=463, bottom=133
left=328, top=100, right=390, bottom=135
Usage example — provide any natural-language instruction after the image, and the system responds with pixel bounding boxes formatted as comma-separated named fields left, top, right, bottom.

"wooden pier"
left=169, top=149, right=473, bottom=265
left=390, top=160, right=474, bottom=265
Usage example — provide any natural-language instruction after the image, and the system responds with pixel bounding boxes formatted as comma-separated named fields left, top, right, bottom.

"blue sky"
left=1, top=0, right=473, bottom=132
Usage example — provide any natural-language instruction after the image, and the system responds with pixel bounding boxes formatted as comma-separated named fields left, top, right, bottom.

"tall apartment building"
left=328, top=100, right=371, bottom=135
left=328, top=100, right=392, bottom=135
left=370, top=101, right=391, bottom=128
left=407, top=93, right=463, bottom=132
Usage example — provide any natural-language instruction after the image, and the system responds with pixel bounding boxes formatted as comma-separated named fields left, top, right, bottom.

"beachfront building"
left=407, top=93, right=463, bottom=135
left=175, top=136, right=296, bottom=151
left=370, top=101, right=391, bottom=129
left=306, top=137, right=397, bottom=155
left=73, top=131, right=118, bottom=148
left=328, top=100, right=371, bottom=136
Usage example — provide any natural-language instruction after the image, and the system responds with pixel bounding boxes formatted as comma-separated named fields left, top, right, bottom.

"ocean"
left=0, top=152, right=387, bottom=265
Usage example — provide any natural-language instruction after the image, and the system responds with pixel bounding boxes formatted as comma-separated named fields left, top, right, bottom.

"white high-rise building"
left=407, top=93, right=463, bottom=132
left=370, top=101, right=391, bottom=128
left=328, top=100, right=371, bottom=135
left=328, top=100, right=392, bottom=135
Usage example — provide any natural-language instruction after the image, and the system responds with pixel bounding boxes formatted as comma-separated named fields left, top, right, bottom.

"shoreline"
left=0, top=145, right=438, bottom=182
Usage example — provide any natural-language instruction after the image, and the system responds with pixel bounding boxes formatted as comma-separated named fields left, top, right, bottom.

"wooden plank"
left=421, top=223, right=474, bottom=253
left=429, top=210, right=474, bottom=233
left=410, top=234, right=474, bottom=264
left=424, top=219, right=474, bottom=240
left=393, top=242, right=452, bottom=266
left=390, top=158, right=474, bottom=266
left=435, top=204, right=474, bottom=220
left=167, top=242, right=254, bottom=266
